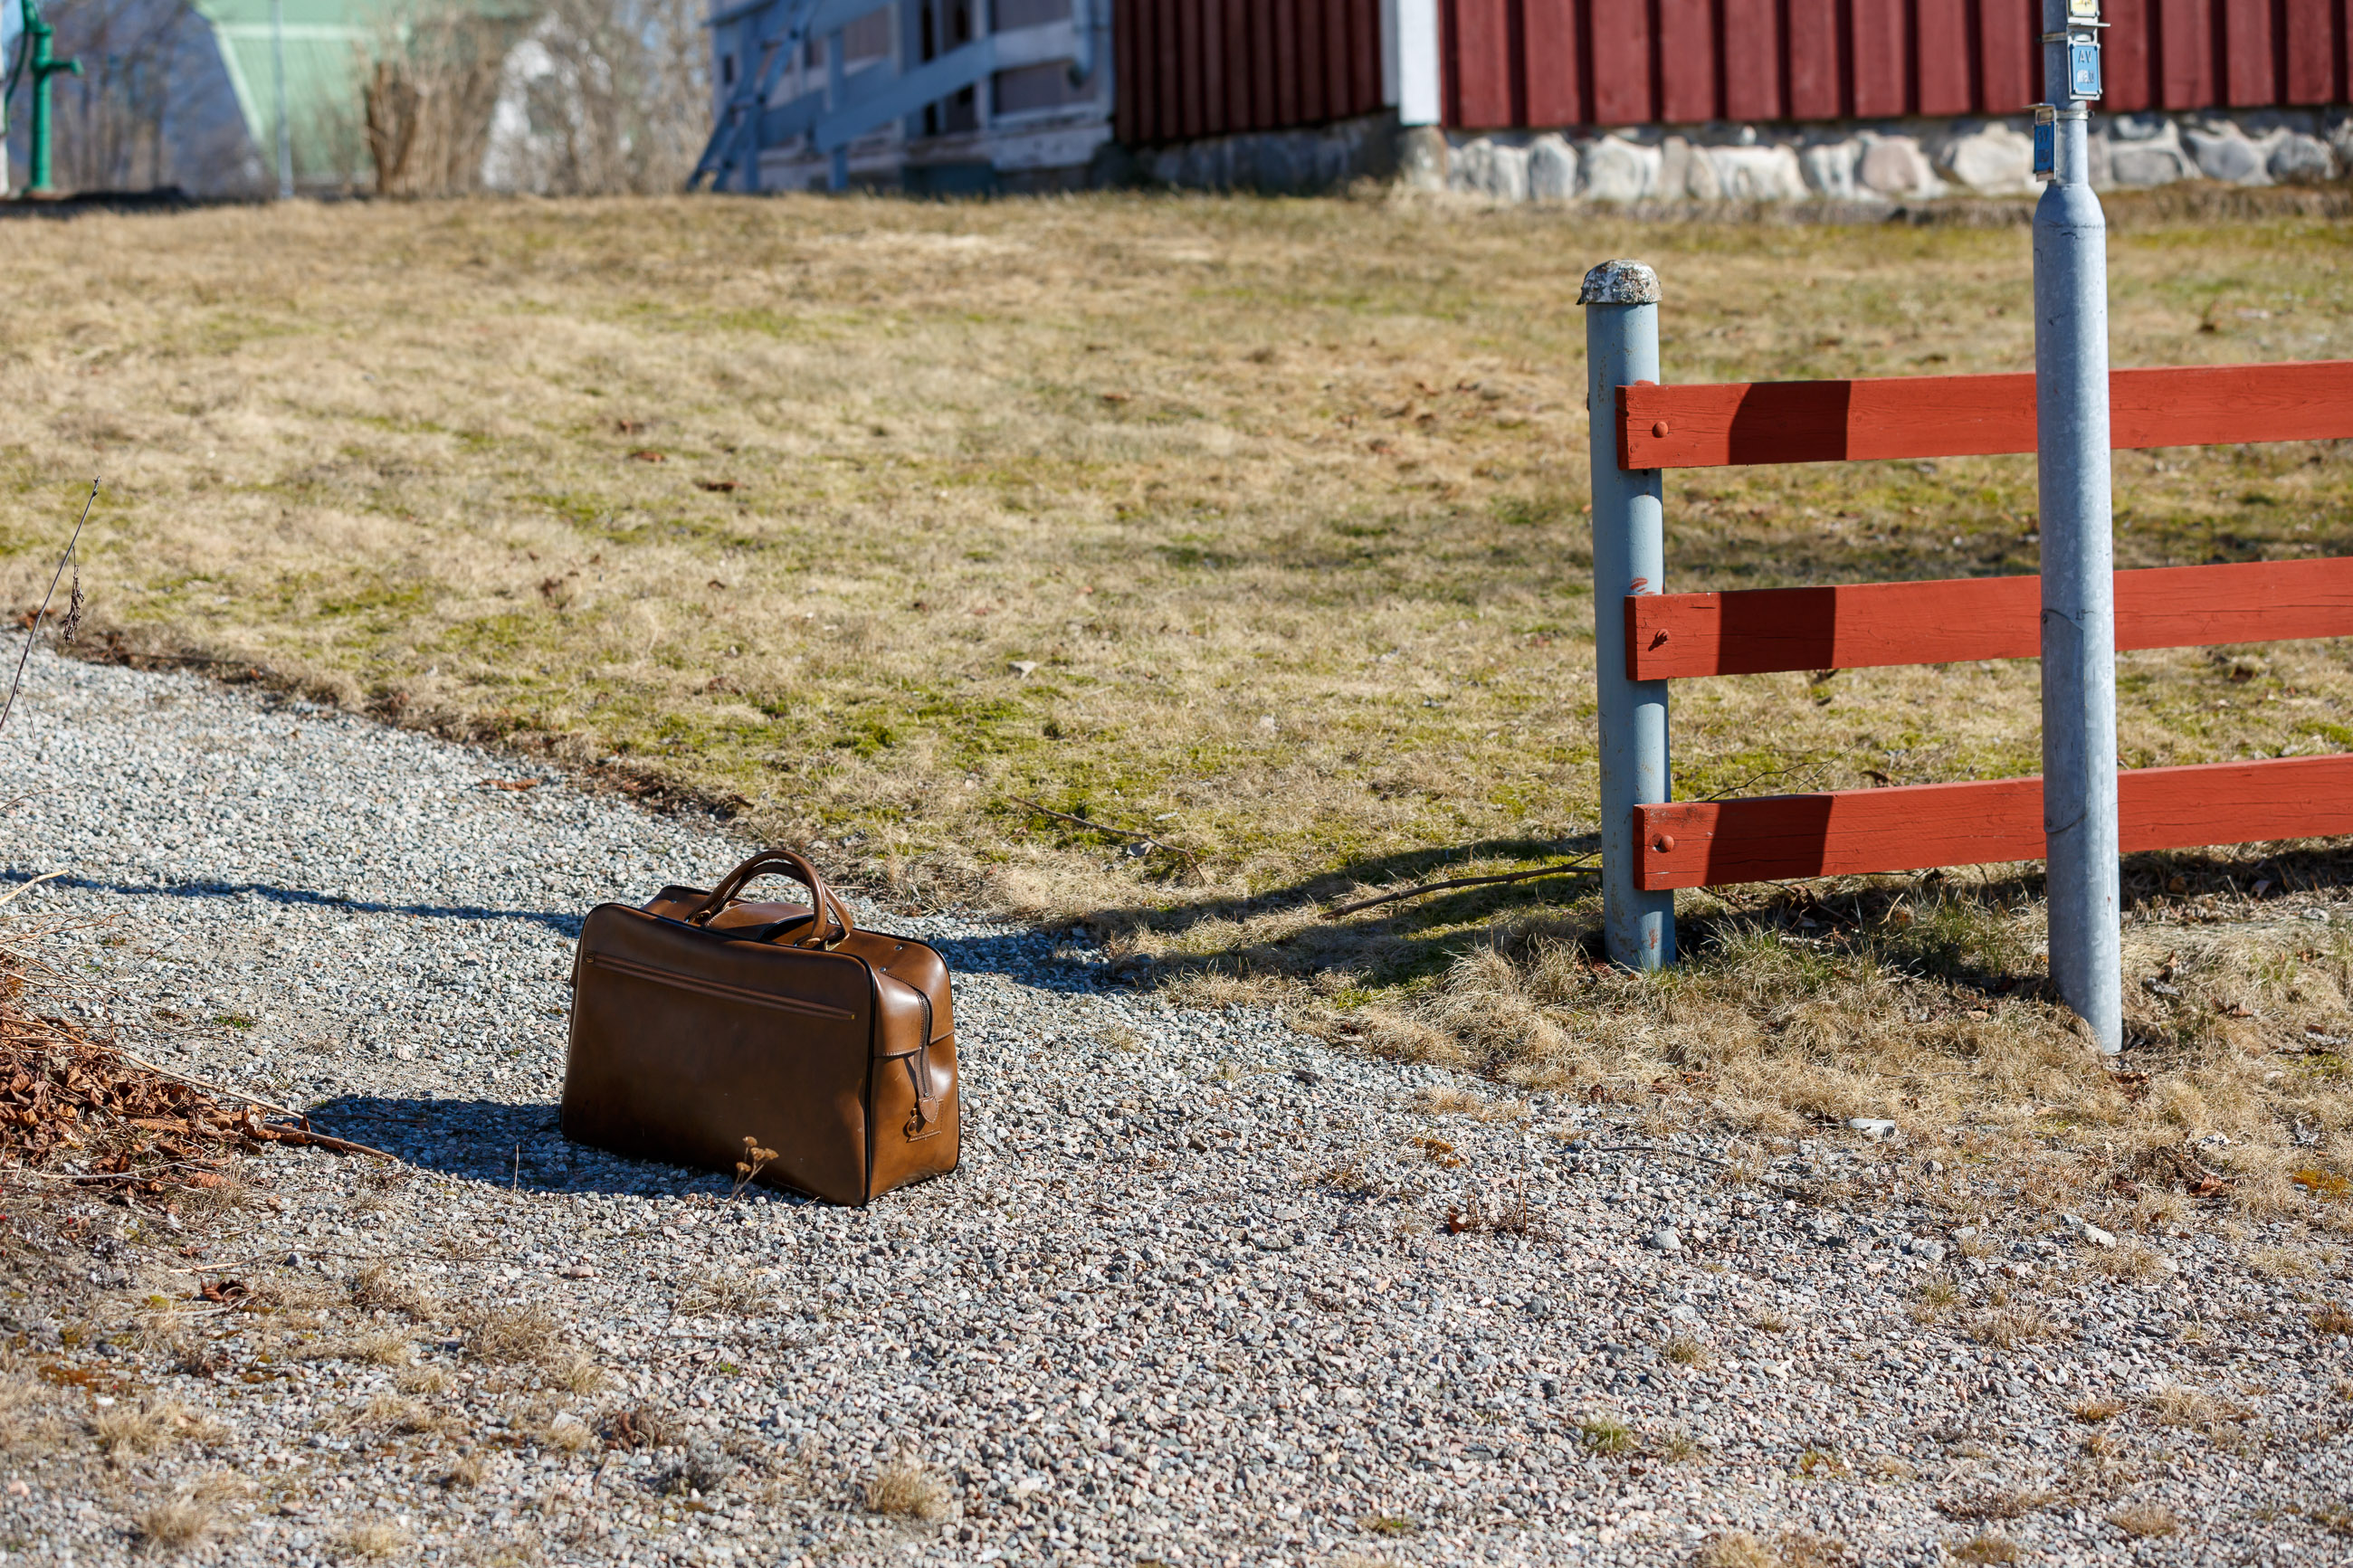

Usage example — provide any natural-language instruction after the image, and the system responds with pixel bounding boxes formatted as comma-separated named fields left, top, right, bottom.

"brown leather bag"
left=559, top=849, right=958, bottom=1205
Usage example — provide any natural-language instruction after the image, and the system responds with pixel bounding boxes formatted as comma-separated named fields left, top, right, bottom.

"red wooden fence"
left=1610, top=358, right=2353, bottom=892
left=1112, top=0, right=1386, bottom=146
left=1443, top=0, right=2353, bottom=131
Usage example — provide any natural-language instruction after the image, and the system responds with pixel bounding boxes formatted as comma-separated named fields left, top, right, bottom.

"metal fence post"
left=1581, top=260, right=1675, bottom=971
left=2036, top=0, right=2123, bottom=1052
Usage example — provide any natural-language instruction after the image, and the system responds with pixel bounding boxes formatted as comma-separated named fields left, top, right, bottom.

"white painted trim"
left=1391, top=0, right=1440, bottom=125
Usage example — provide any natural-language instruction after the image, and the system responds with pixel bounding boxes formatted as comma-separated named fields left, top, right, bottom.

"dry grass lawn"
left=5, top=190, right=2353, bottom=1224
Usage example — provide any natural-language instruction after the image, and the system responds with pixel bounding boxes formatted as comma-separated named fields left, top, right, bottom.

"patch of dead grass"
left=2145, top=1383, right=2251, bottom=1429
left=2091, top=1240, right=2170, bottom=1279
left=1966, top=1307, right=2062, bottom=1351
left=133, top=1494, right=216, bottom=1553
left=2247, top=1243, right=2320, bottom=1279
left=350, top=1262, right=437, bottom=1319
left=1412, top=1085, right=1529, bottom=1121
left=2107, top=1502, right=2179, bottom=1538
left=342, top=1392, right=442, bottom=1436
left=1937, top=1488, right=2052, bottom=1523
left=312, top=1328, right=414, bottom=1366
left=463, top=1303, right=561, bottom=1365
left=91, top=1399, right=222, bottom=1457
left=336, top=1517, right=413, bottom=1559
left=539, top=1411, right=596, bottom=1454
left=864, top=1454, right=949, bottom=1520
left=1695, top=1533, right=1777, bottom=1568
left=396, top=1364, right=454, bottom=1396
left=0, top=1369, right=67, bottom=1451
left=674, top=1271, right=776, bottom=1318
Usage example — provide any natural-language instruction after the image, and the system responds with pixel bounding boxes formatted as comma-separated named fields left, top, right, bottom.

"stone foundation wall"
left=1431, top=109, right=2353, bottom=204
left=1135, top=111, right=1401, bottom=194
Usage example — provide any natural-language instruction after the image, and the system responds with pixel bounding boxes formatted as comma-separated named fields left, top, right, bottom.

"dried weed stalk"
left=864, top=1453, right=949, bottom=1520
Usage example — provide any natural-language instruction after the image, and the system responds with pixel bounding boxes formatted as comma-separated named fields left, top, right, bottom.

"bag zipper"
left=581, top=951, right=856, bottom=1021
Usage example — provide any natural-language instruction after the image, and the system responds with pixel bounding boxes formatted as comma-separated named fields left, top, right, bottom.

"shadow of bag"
left=559, top=848, right=958, bottom=1205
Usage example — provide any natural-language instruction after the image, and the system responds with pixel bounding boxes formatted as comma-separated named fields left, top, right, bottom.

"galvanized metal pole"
left=271, top=0, right=291, bottom=198
left=1581, top=260, right=1675, bottom=971
left=2035, top=0, right=2122, bottom=1052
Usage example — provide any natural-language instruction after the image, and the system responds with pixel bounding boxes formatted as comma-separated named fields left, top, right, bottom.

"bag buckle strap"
left=902, top=1044, right=945, bottom=1141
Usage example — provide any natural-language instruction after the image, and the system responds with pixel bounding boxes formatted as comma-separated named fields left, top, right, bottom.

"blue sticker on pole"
left=2069, top=39, right=2102, bottom=99
left=2034, top=107, right=2057, bottom=179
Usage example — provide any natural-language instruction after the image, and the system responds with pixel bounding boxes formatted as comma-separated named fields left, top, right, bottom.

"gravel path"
left=2, top=649, right=2348, bottom=1568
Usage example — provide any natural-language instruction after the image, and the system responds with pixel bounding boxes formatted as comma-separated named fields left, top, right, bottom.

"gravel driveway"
left=2, top=650, right=2347, bottom=1567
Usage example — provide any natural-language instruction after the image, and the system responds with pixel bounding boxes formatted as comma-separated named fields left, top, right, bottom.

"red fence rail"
left=1628, top=557, right=2353, bottom=679
left=1611, top=358, right=2353, bottom=892
left=1620, top=362, right=2353, bottom=470
left=1635, top=757, right=2353, bottom=890
left=1443, top=0, right=2353, bottom=130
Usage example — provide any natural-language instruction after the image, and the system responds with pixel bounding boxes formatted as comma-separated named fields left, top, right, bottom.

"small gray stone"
left=1483, top=142, right=1531, bottom=203
left=1939, top=124, right=2034, bottom=194
left=1858, top=137, right=1933, bottom=196
left=1799, top=140, right=1860, bottom=199
left=2185, top=127, right=2267, bottom=184
left=2269, top=132, right=2339, bottom=185
left=1646, top=1226, right=1681, bottom=1252
left=1846, top=1117, right=1899, bottom=1140
left=2109, top=142, right=2192, bottom=187
left=1708, top=144, right=1806, bottom=202
left=1579, top=136, right=1660, bottom=203
left=1527, top=133, right=1577, bottom=201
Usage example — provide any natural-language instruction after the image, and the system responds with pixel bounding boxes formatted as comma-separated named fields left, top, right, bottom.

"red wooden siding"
left=1435, top=0, right=2353, bottom=130
left=1114, top=0, right=1384, bottom=144
left=1112, top=1, right=2352, bottom=147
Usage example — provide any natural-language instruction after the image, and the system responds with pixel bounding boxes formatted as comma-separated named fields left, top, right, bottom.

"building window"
left=992, top=60, right=1088, bottom=117
left=993, top=0, right=1071, bottom=26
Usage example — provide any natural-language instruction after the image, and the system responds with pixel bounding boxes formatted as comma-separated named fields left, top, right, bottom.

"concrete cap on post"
left=1579, top=260, right=1662, bottom=306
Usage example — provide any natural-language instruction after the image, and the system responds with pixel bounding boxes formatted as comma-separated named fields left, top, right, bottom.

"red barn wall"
left=1440, top=0, right=2353, bottom=130
left=1112, top=0, right=1388, bottom=145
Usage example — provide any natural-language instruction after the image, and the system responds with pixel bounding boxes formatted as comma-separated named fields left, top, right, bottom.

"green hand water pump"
left=3, top=0, right=82, bottom=196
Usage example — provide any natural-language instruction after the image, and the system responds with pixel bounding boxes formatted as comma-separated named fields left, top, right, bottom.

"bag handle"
left=683, top=849, right=855, bottom=949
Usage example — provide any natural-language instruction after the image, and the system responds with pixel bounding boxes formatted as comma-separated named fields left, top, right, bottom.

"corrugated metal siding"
left=1441, top=0, right=2353, bottom=130
left=1113, top=0, right=1386, bottom=145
